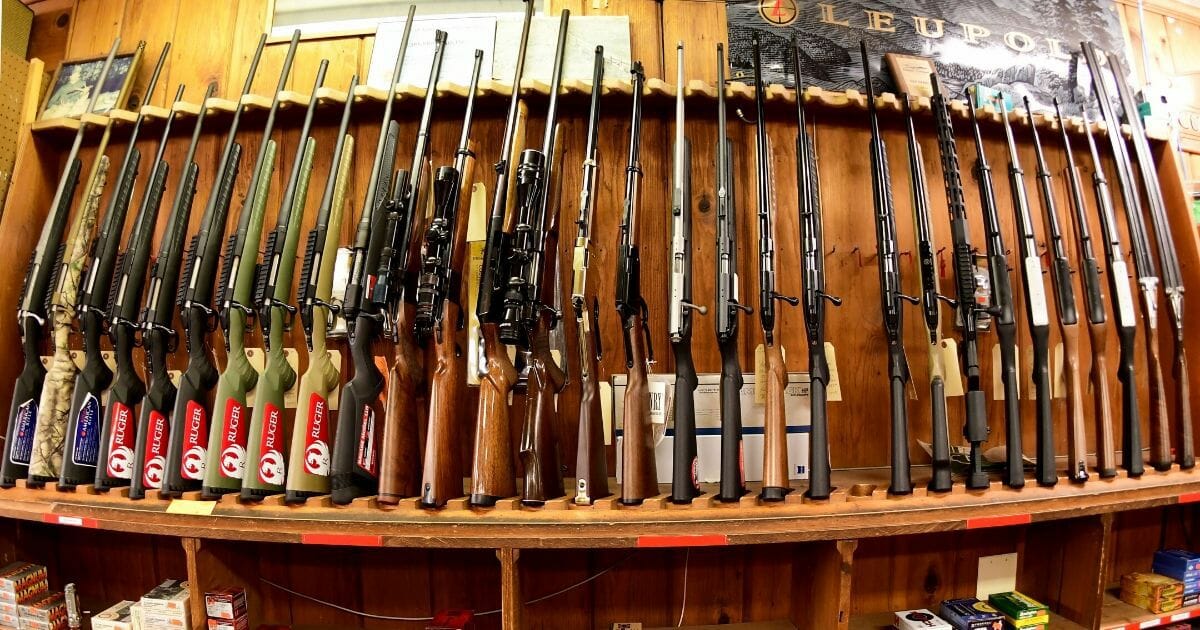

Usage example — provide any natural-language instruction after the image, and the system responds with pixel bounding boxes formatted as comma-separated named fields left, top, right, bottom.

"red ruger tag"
left=355, top=405, right=377, bottom=475
left=303, top=393, right=330, bottom=475
left=142, top=410, right=168, bottom=489
left=257, top=402, right=285, bottom=486
left=106, top=402, right=134, bottom=479
left=180, top=400, right=208, bottom=480
left=218, top=398, right=247, bottom=479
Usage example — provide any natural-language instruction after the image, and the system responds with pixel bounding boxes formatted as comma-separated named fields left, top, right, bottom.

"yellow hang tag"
left=823, top=342, right=842, bottom=402
left=1051, top=342, right=1066, bottom=399
left=465, top=183, right=488, bottom=386
left=600, top=381, right=613, bottom=446
left=940, top=338, right=965, bottom=397
left=166, top=499, right=216, bottom=516
left=754, top=344, right=766, bottom=404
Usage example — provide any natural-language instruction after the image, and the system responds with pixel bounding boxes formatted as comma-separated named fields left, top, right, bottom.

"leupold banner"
left=725, top=0, right=1128, bottom=114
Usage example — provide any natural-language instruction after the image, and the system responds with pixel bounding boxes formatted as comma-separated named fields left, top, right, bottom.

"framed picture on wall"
left=39, top=49, right=142, bottom=121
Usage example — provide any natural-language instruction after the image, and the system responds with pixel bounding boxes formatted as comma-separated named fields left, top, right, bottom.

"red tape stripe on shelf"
left=42, top=513, right=97, bottom=528
left=300, top=533, right=384, bottom=547
left=1178, top=492, right=1200, bottom=504
left=1120, top=608, right=1200, bottom=629
left=965, top=514, right=1031, bottom=530
left=637, top=534, right=728, bottom=548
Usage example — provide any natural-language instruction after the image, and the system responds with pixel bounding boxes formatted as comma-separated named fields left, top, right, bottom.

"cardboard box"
left=1120, top=586, right=1183, bottom=613
left=204, top=588, right=247, bottom=620
left=1122, top=572, right=1185, bottom=600
left=1004, top=613, right=1048, bottom=628
left=20, top=619, right=67, bottom=630
left=894, top=609, right=952, bottom=629
left=17, top=591, right=64, bottom=624
left=140, top=580, right=189, bottom=617
left=987, top=592, right=1047, bottom=621
left=1184, top=592, right=1200, bottom=607
left=939, top=598, right=1004, bottom=630
left=1001, top=622, right=1043, bottom=630
left=1154, top=549, right=1200, bottom=573
left=0, top=611, right=16, bottom=628
left=206, top=616, right=249, bottom=630
left=91, top=600, right=136, bottom=630
left=1152, top=562, right=1200, bottom=588
left=0, top=564, right=46, bottom=603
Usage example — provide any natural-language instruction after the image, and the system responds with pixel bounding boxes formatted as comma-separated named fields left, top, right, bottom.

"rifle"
left=95, top=83, right=215, bottom=490
left=572, top=46, right=610, bottom=506
left=1081, top=105, right=1136, bottom=478
left=193, top=33, right=293, bottom=497
left=997, top=94, right=1056, bottom=487
left=904, top=94, right=952, bottom=493
left=1055, top=99, right=1115, bottom=477
left=1105, top=48, right=1192, bottom=469
left=1, top=38, right=117, bottom=486
left=1082, top=45, right=1154, bottom=475
left=617, top=62, right=657, bottom=505
left=965, top=88, right=1024, bottom=487
left=469, top=0, right=534, bottom=507
left=329, top=6, right=415, bottom=504
left=285, top=76, right=357, bottom=503
left=371, top=31, right=448, bottom=506
left=239, top=62, right=328, bottom=501
left=748, top=36, right=799, bottom=501
left=715, top=43, right=749, bottom=503
left=498, top=11, right=571, bottom=507
left=414, top=51, right=483, bottom=508
left=27, top=40, right=147, bottom=484
left=863, top=43, right=918, bottom=494
left=929, top=77, right=989, bottom=490
left=794, top=42, right=839, bottom=500
left=1025, top=96, right=1086, bottom=483
left=57, top=45, right=170, bottom=488
left=669, top=43, right=705, bottom=504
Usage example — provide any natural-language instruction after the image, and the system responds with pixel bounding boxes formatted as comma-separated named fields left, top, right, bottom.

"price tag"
left=166, top=499, right=217, bottom=516
left=1051, top=342, right=1066, bottom=399
left=941, top=338, right=964, bottom=397
left=824, top=342, right=841, bottom=402
left=600, top=381, right=613, bottom=446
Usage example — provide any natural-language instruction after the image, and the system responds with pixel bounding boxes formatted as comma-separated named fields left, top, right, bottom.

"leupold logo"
left=258, top=450, right=284, bottom=485
left=220, top=444, right=246, bottom=478
left=304, top=440, right=329, bottom=475
left=107, top=446, right=133, bottom=478
left=143, top=455, right=165, bottom=488
left=181, top=445, right=206, bottom=480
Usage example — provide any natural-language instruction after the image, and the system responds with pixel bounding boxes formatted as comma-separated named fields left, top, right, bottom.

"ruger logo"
left=218, top=399, right=247, bottom=479
left=303, top=394, right=329, bottom=475
left=142, top=410, right=168, bottom=489
left=355, top=405, right=377, bottom=476
left=257, top=403, right=284, bottom=485
left=106, top=402, right=134, bottom=479
left=181, top=401, right=208, bottom=480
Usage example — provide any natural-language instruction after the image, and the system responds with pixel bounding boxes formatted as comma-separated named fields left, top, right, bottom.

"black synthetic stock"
left=57, top=309, right=112, bottom=487
left=717, top=339, right=745, bottom=501
left=929, top=376, right=951, bottom=491
left=330, top=317, right=383, bottom=504
left=93, top=325, right=142, bottom=490
left=1117, top=327, right=1144, bottom=475
left=807, top=343, right=831, bottom=499
left=670, top=335, right=700, bottom=503
left=888, top=342, right=913, bottom=495
left=1031, top=326, right=1055, bottom=485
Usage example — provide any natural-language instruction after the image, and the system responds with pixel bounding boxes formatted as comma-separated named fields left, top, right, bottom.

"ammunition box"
left=894, top=609, right=952, bottom=629
left=1122, top=572, right=1185, bottom=600
left=1153, top=549, right=1200, bottom=573
left=91, top=600, right=136, bottom=630
left=939, top=597, right=1004, bottom=630
left=987, top=592, right=1047, bottom=620
left=206, top=615, right=249, bottom=630
left=204, top=587, right=247, bottom=620
left=17, top=591, right=65, bottom=625
left=0, top=562, right=47, bottom=603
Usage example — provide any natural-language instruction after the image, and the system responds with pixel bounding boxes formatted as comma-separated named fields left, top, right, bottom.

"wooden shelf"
left=1099, top=590, right=1200, bottom=629
left=25, top=79, right=1146, bottom=143
left=2, top=466, right=1198, bottom=549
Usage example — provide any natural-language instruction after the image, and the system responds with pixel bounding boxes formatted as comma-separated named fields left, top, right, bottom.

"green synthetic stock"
left=200, top=140, right=278, bottom=493
left=287, top=136, right=354, bottom=499
left=242, top=138, right=315, bottom=497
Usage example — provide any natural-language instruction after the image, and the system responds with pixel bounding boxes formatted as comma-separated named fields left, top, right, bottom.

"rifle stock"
left=1061, top=324, right=1087, bottom=481
left=520, top=311, right=567, bottom=505
left=1145, top=306, right=1171, bottom=471
left=574, top=298, right=608, bottom=504
left=718, top=339, right=745, bottom=501
left=762, top=342, right=790, bottom=497
left=1178, top=345, right=1193, bottom=468
left=1031, top=326, right=1055, bottom=485
left=621, top=311, right=658, bottom=503
left=670, top=334, right=699, bottom=502
left=470, top=325, right=519, bottom=505
left=1089, top=318, right=1116, bottom=476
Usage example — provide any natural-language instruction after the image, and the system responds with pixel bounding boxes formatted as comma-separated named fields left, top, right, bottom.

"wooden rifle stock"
left=761, top=342, right=790, bottom=497
left=1061, top=324, right=1088, bottom=482
left=520, top=314, right=566, bottom=504
left=1089, top=319, right=1116, bottom=476
left=1144, top=304, right=1172, bottom=471
left=574, top=299, right=607, bottom=504
left=377, top=167, right=431, bottom=505
left=416, top=145, right=478, bottom=508
left=621, top=312, right=658, bottom=504
left=1177, top=342, right=1193, bottom=468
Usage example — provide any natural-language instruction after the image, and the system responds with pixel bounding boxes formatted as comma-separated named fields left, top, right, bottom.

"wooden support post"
left=793, top=539, right=856, bottom=630
left=181, top=537, right=204, bottom=630
left=498, top=547, right=522, bottom=630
